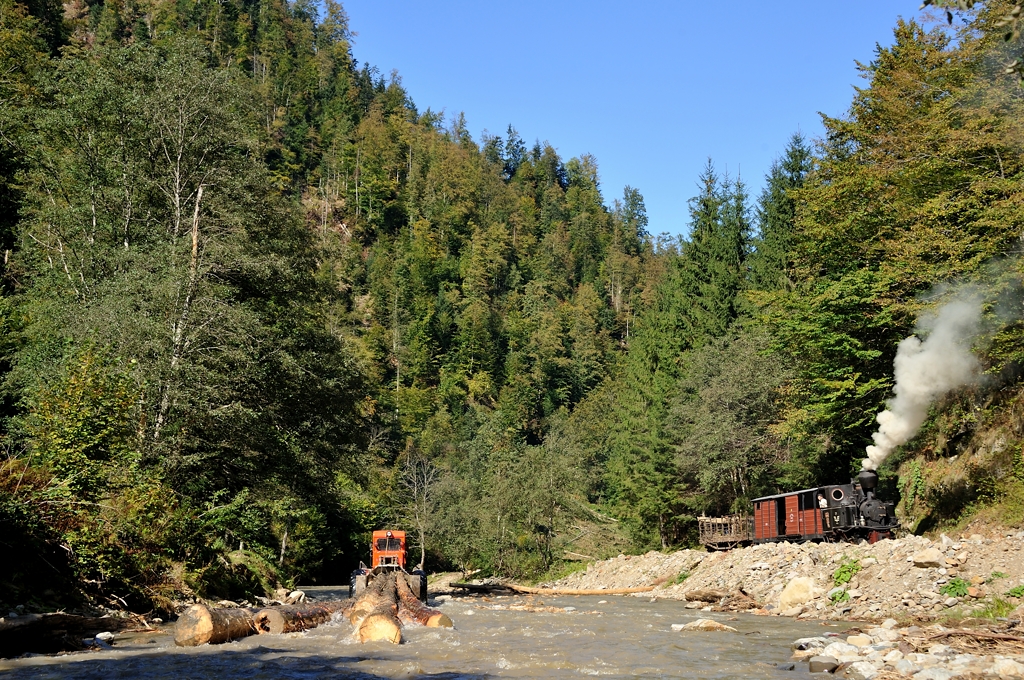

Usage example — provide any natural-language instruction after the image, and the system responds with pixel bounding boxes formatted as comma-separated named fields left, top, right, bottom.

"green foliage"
left=940, top=577, right=970, bottom=597
left=830, top=588, right=851, bottom=604
left=833, top=559, right=862, bottom=587
left=1007, top=585, right=1024, bottom=598
left=989, top=571, right=1009, bottom=582
left=903, top=460, right=926, bottom=510
left=669, top=570, right=690, bottom=585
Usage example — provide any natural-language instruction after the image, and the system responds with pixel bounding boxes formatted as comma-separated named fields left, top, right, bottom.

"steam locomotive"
left=697, top=470, right=899, bottom=550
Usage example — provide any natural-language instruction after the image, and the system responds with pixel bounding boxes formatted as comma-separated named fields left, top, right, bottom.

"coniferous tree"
left=749, top=133, right=812, bottom=291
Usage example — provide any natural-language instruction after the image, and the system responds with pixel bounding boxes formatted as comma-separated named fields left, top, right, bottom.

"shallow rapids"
left=0, top=586, right=833, bottom=678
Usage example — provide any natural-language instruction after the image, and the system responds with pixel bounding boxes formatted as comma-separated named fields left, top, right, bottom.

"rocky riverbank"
left=788, top=621, right=1024, bottom=679
left=545, top=531, right=1024, bottom=623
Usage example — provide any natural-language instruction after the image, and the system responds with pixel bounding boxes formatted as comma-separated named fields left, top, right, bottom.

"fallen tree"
left=253, top=600, right=351, bottom=635
left=395, top=573, right=452, bottom=628
left=174, top=604, right=255, bottom=647
left=352, top=572, right=403, bottom=644
left=506, top=584, right=655, bottom=596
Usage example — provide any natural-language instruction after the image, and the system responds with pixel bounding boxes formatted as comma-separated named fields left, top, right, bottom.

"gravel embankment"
left=546, top=531, right=1024, bottom=622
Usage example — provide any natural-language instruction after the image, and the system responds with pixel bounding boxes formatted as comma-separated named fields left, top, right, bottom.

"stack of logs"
left=174, top=573, right=453, bottom=647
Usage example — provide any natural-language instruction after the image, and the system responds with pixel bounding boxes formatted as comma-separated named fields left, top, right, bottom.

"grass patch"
left=988, top=571, right=1009, bottom=583
left=668, top=571, right=690, bottom=586
left=532, top=559, right=588, bottom=585
left=940, top=597, right=1017, bottom=625
left=1007, top=585, right=1024, bottom=598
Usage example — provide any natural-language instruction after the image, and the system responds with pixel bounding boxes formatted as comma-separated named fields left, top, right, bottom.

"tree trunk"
left=350, top=573, right=402, bottom=644
left=395, top=574, right=452, bottom=628
left=506, top=584, right=655, bottom=596
left=253, top=601, right=351, bottom=635
left=174, top=604, right=255, bottom=646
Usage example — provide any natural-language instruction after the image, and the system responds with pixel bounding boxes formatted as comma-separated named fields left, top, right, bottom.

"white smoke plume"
left=862, top=294, right=983, bottom=471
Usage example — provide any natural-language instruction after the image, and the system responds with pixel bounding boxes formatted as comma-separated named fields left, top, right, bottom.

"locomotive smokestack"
left=858, top=470, right=878, bottom=498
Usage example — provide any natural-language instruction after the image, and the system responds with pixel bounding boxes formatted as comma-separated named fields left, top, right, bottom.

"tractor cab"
left=372, top=530, right=406, bottom=570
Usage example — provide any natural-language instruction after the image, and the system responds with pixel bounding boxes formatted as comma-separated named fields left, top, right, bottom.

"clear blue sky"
left=341, top=1, right=918, bottom=237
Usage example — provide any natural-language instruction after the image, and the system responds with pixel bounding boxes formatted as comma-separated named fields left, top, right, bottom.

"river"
left=0, top=587, right=834, bottom=679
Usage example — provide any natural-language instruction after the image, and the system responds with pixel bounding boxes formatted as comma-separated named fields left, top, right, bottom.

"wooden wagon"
left=697, top=515, right=754, bottom=551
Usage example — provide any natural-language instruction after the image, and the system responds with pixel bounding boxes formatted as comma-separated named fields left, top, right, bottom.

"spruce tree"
left=749, top=133, right=812, bottom=291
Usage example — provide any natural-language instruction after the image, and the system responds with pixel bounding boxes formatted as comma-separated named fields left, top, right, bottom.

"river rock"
left=913, top=548, right=944, bottom=568
left=792, top=636, right=829, bottom=650
left=989, top=658, right=1024, bottom=677
left=846, top=634, right=871, bottom=647
left=780, top=606, right=803, bottom=617
left=844, top=660, right=878, bottom=679
left=677, top=618, right=737, bottom=632
left=880, top=618, right=898, bottom=630
left=807, top=655, right=838, bottom=673
left=895, top=659, right=920, bottom=675
left=779, top=577, right=818, bottom=609
left=822, top=641, right=858, bottom=658
left=866, top=627, right=899, bottom=642
left=915, top=669, right=956, bottom=680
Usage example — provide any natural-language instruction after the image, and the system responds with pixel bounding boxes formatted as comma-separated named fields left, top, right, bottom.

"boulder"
left=913, top=548, right=944, bottom=568
left=914, top=670, right=956, bottom=680
left=821, top=641, right=858, bottom=658
left=989, top=658, right=1024, bottom=677
left=844, top=661, right=878, bottom=679
left=779, top=577, right=819, bottom=609
left=866, top=627, right=900, bottom=642
left=807, top=655, right=838, bottom=673
left=882, top=650, right=903, bottom=663
left=894, top=659, right=920, bottom=675
left=968, top=586, right=983, bottom=598
left=846, top=634, right=872, bottom=647
left=792, top=636, right=829, bottom=651
left=677, top=618, right=737, bottom=632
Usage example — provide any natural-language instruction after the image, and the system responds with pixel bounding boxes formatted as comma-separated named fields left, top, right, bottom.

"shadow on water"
left=0, top=645, right=491, bottom=680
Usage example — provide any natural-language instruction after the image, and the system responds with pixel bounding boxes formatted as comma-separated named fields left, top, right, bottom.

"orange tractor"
left=349, top=530, right=427, bottom=601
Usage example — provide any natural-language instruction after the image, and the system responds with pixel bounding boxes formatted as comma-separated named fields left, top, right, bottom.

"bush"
left=940, top=577, right=969, bottom=598
left=833, top=559, right=861, bottom=587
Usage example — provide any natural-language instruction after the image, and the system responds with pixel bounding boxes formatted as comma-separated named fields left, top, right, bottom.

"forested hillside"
left=2, top=0, right=1024, bottom=614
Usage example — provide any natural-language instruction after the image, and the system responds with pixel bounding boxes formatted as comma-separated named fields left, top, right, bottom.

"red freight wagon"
left=752, top=488, right=826, bottom=542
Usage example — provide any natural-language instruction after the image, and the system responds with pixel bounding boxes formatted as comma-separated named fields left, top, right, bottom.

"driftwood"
left=450, top=582, right=513, bottom=593
left=0, top=613, right=133, bottom=658
left=396, top=572, right=452, bottom=628
left=253, top=600, right=351, bottom=635
left=352, top=573, right=402, bottom=644
left=174, top=604, right=255, bottom=647
left=683, top=589, right=730, bottom=602
left=506, top=584, right=655, bottom=596
left=927, top=629, right=1024, bottom=644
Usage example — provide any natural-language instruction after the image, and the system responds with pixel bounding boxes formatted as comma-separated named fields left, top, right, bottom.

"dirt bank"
left=544, top=530, right=1024, bottom=623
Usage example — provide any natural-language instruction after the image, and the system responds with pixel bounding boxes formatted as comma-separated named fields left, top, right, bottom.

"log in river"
left=253, top=601, right=351, bottom=635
